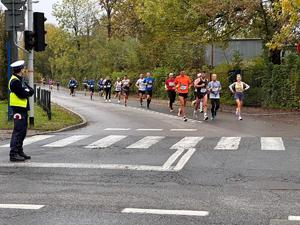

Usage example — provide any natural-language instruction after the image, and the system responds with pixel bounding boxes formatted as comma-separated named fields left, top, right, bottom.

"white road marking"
left=121, top=208, right=209, bottom=217
left=171, top=137, right=204, bottom=149
left=214, top=137, right=241, bottom=150
left=0, top=135, right=54, bottom=148
left=174, top=148, right=196, bottom=171
left=43, top=135, right=91, bottom=147
left=85, top=135, right=127, bottom=149
left=104, top=128, right=131, bottom=131
left=170, top=129, right=198, bottom=132
left=0, top=162, right=168, bottom=171
left=0, top=204, right=45, bottom=210
left=261, top=137, right=285, bottom=151
left=162, top=148, right=185, bottom=170
left=288, top=216, right=300, bottom=221
left=136, top=129, right=163, bottom=131
left=127, top=136, right=165, bottom=149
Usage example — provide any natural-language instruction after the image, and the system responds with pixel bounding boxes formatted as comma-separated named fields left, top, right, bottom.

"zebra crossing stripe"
left=85, top=135, right=127, bottom=149
left=0, top=135, right=54, bottom=148
left=261, top=137, right=285, bottom=151
left=121, top=208, right=209, bottom=217
left=171, top=137, right=204, bottom=149
left=127, top=136, right=165, bottom=149
left=288, top=216, right=300, bottom=221
left=0, top=204, right=45, bottom=210
left=43, top=135, right=91, bottom=147
left=214, top=137, right=241, bottom=150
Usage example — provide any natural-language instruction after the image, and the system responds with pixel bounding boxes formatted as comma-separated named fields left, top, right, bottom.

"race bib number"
left=107, top=84, right=111, bottom=88
left=147, top=84, right=152, bottom=88
left=212, top=87, right=219, bottom=92
left=180, top=85, right=187, bottom=90
left=169, top=82, right=175, bottom=87
left=200, top=88, right=207, bottom=93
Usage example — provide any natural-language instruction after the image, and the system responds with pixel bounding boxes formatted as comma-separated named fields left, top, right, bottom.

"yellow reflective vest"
left=8, top=75, right=28, bottom=108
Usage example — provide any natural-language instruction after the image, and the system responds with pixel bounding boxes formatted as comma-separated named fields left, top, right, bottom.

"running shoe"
left=170, top=109, right=174, bottom=113
left=238, top=116, right=243, bottom=120
left=204, top=116, right=209, bottom=121
left=118, top=100, right=121, bottom=104
left=109, top=100, right=111, bottom=103
left=105, top=100, right=108, bottom=103
left=199, top=110, right=204, bottom=113
left=211, top=116, right=215, bottom=120
left=183, top=117, right=187, bottom=122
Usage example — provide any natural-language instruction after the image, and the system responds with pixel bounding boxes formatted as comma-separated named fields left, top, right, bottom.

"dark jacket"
left=10, top=74, right=34, bottom=113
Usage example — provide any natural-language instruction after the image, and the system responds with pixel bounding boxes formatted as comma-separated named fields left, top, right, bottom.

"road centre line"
left=0, top=162, right=169, bottom=171
left=121, top=208, right=209, bottom=217
left=162, top=148, right=186, bottom=170
left=288, top=216, right=300, bottom=221
left=0, top=135, right=54, bottom=148
left=0, top=204, right=45, bottom=210
left=261, top=137, right=285, bottom=151
left=174, top=148, right=196, bottom=171
left=43, top=135, right=91, bottom=147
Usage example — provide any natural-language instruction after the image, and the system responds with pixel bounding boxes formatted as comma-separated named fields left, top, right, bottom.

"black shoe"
left=18, top=152, right=31, bottom=160
left=10, top=155, right=25, bottom=162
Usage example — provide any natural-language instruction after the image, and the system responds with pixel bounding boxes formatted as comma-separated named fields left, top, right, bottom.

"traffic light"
left=24, top=30, right=34, bottom=51
left=33, top=12, right=47, bottom=52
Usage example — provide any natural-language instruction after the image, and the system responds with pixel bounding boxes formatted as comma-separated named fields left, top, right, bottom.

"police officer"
left=9, top=60, right=34, bottom=162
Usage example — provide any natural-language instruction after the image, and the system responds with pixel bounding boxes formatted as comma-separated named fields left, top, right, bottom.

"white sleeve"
left=243, top=82, right=250, bottom=91
left=229, top=83, right=235, bottom=92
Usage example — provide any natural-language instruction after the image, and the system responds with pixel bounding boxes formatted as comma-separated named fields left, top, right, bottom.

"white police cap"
left=10, top=60, right=25, bottom=69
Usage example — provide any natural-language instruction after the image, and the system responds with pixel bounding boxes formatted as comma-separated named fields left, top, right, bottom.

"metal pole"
left=28, top=0, right=34, bottom=126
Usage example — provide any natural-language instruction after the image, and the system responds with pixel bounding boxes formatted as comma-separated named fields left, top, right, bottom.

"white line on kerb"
left=104, top=128, right=131, bottom=131
left=121, top=208, right=209, bottom=217
left=174, top=148, right=196, bottom=171
left=261, top=137, right=285, bottom=151
left=0, top=204, right=45, bottom=210
left=170, top=129, right=198, bottom=132
left=288, top=216, right=300, bottom=221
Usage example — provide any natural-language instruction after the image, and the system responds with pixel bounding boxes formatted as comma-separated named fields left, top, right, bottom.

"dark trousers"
left=211, top=99, right=220, bottom=117
left=105, top=88, right=111, bottom=100
left=10, top=111, right=28, bottom=156
left=168, top=90, right=176, bottom=110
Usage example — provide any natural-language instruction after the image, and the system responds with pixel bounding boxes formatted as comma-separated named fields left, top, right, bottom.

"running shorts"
left=146, top=90, right=153, bottom=97
left=234, top=92, right=244, bottom=101
left=138, top=90, right=146, bottom=95
left=178, top=93, right=188, bottom=99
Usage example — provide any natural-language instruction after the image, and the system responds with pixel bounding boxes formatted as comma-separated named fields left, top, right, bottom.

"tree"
left=99, top=0, right=119, bottom=39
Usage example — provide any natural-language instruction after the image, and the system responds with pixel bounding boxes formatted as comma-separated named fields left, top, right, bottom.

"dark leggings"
left=168, top=91, right=176, bottom=110
left=211, top=99, right=220, bottom=117
left=105, top=88, right=111, bottom=100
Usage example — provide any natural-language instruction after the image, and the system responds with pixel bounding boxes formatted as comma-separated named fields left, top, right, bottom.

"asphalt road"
left=0, top=88, right=300, bottom=225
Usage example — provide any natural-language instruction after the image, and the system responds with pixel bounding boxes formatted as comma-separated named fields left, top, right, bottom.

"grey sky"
left=0, top=0, right=59, bottom=25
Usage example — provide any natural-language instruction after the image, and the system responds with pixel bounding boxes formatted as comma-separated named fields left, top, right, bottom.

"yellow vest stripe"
left=8, top=75, right=28, bottom=108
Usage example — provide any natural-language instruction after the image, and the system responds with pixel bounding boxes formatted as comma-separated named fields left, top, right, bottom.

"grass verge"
left=0, top=101, right=83, bottom=131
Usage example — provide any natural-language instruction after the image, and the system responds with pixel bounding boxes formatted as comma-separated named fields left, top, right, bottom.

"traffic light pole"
left=28, top=0, right=34, bottom=126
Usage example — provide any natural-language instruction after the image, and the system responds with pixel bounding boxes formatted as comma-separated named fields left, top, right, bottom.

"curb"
left=37, top=103, right=87, bottom=135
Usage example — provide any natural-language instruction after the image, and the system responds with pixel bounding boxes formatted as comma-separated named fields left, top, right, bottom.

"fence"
left=35, top=85, right=51, bottom=120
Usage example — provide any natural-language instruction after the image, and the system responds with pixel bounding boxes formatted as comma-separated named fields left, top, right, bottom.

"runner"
left=194, top=73, right=209, bottom=120
left=229, top=74, right=250, bottom=120
left=135, top=74, right=146, bottom=107
left=104, top=76, right=112, bottom=102
left=88, top=78, right=95, bottom=100
left=144, top=72, right=155, bottom=109
left=165, top=73, right=176, bottom=112
left=97, top=78, right=104, bottom=97
left=68, top=77, right=77, bottom=96
left=114, top=77, right=122, bottom=103
left=122, top=75, right=131, bottom=107
left=175, top=70, right=192, bottom=122
left=83, top=77, right=88, bottom=96
left=208, top=74, right=222, bottom=120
